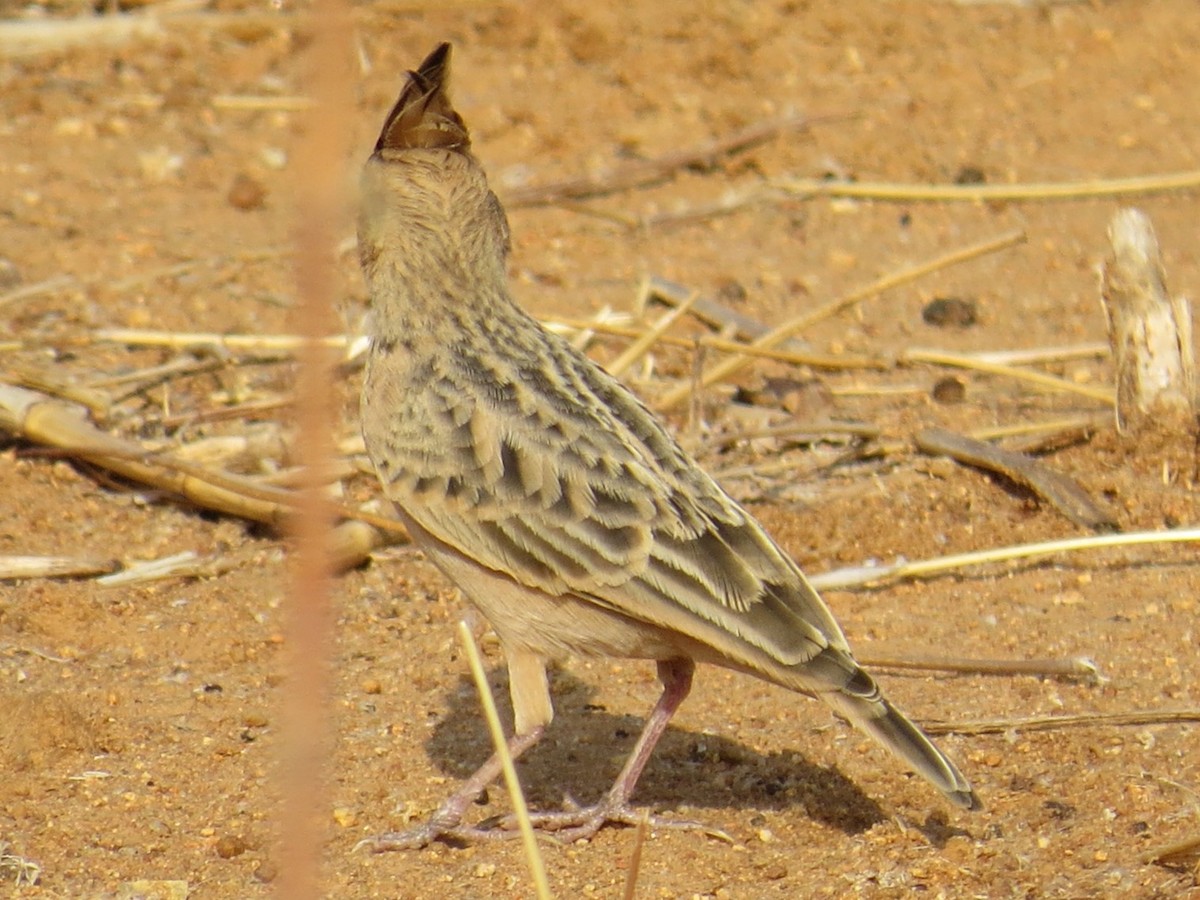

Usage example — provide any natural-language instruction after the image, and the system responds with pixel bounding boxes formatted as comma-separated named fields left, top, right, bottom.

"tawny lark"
left=358, top=42, right=979, bottom=849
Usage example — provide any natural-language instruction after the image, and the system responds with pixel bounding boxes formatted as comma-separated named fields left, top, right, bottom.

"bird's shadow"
left=423, top=665, right=886, bottom=836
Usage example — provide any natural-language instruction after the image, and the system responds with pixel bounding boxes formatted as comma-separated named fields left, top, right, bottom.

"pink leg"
left=518, top=658, right=711, bottom=842
left=364, top=658, right=712, bottom=851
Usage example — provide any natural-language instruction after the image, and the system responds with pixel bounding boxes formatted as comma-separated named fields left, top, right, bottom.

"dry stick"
left=0, top=368, right=112, bottom=421
left=974, top=415, right=1104, bottom=458
left=915, top=426, right=1118, bottom=531
left=458, top=623, right=552, bottom=900
left=1100, top=208, right=1197, bottom=432
left=0, top=555, right=119, bottom=581
left=646, top=275, right=816, bottom=353
left=656, top=229, right=1026, bottom=410
left=923, top=708, right=1200, bottom=737
left=0, top=366, right=397, bottom=574
left=807, top=527, right=1200, bottom=591
left=973, top=342, right=1109, bottom=366
left=606, top=287, right=702, bottom=378
left=94, top=551, right=241, bottom=586
left=94, top=321, right=875, bottom=373
left=0, top=14, right=165, bottom=58
left=545, top=316, right=883, bottom=371
left=504, top=111, right=819, bottom=208
left=0, top=274, right=75, bottom=308
left=0, top=383, right=298, bottom=522
left=1141, top=834, right=1200, bottom=866
left=969, top=414, right=1107, bottom=445
left=161, top=396, right=291, bottom=428
left=773, top=170, right=1200, bottom=203
left=858, top=653, right=1101, bottom=682
left=94, top=328, right=350, bottom=353
left=707, top=420, right=880, bottom=452
left=901, top=347, right=1115, bottom=404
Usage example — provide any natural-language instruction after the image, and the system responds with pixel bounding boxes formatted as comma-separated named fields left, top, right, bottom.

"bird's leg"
left=358, top=724, right=546, bottom=851
left=519, top=657, right=713, bottom=842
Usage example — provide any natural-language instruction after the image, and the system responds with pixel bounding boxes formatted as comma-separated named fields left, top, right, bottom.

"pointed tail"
left=811, top=648, right=981, bottom=810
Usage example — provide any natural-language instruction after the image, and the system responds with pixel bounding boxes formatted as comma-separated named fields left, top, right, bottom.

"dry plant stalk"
left=504, top=112, right=814, bottom=208
left=1100, top=208, right=1197, bottom=432
left=655, top=229, right=1025, bottom=409
left=858, top=653, right=1101, bottom=683
left=0, top=382, right=397, bottom=575
left=923, top=708, right=1200, bottom=736
left=915, top=427, right=1117, bottom=531
left=0, top=555, right=119, bottom=581
left=457, top=622, right=551, bottom=900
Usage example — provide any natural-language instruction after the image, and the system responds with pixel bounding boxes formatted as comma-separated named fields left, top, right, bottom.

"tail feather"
left=810, top=648, right=981, bottom=810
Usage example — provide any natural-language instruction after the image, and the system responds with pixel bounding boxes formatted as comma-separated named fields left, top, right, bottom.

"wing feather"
left=365, top=315, right=849, bottom=680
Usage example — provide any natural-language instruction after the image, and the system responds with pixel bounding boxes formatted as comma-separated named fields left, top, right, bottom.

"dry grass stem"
left=0, top=14, right=165, bottom=58
left=95, top=328, right=350, bottom=354
left=161, top=396, right=291, bottom=428
left=808, top=527, right=1200, bottom=590
left=774, top=169, right=1200, bottom=202
left=646, top=275, right=816, bottom=352
left=859, top=653, right=1101, bottom=682
left=606, top=287, right=702, bottom=378
left=0, top=555, right=119, bottom=581
left=545, top=316, right=883, bottom=370
left=0, top=274, right=76, bottom=308
left=902, top=347, right=1115, bottom=403
left=924, top=708, right=1200, bottom=736
left=94, top=551, right=239, bottom=586
left=968, top=415, right=1107, bottom=443
left=915, top=427, right=1117, bottom=531
left=504, top=112, right=817, bottom=208
left=707, top=420, right=880, bottom=452
left=457, top=622, right=552, bottom=900
left=1141, top=834, right=1200, bottom=867
left=973, top=343, right=1110, bottom=366
left=656, top=229, right=1026, bottom=409
left=0, top=368, right=112, bottom=421
left=0, top=383, right=405, bottom=573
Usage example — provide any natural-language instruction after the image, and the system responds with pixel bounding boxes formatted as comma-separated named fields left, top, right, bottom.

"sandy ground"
left=2, top=1, right=1199, bottom=897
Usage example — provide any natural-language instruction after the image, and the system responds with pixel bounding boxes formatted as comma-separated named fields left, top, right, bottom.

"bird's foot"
left=354, top=811, right=526, bottom=852
left=519, top=799, right=727, bottom=844
left=357, top=801, right=729, bottom=851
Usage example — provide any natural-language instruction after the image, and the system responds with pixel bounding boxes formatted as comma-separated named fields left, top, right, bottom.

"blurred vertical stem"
left=283, top=0, right=353, bottom=897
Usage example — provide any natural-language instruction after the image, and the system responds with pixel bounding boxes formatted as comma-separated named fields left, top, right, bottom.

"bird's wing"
left=370, top=318, right=850, bottom=673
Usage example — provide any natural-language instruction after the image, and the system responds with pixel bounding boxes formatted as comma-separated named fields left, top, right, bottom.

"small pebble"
left=215, top=834, right=248, bottom=859
left=954, top=165, right=986, bottom=185
left=922, top=296, right=978, bottom=328
left=228, top=172, right=267, bottom=210
left=931, top=375, right=966, bottom=404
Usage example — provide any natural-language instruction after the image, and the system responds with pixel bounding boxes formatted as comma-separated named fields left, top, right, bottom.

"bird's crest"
left=374, top=42, right=471, bottom=154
